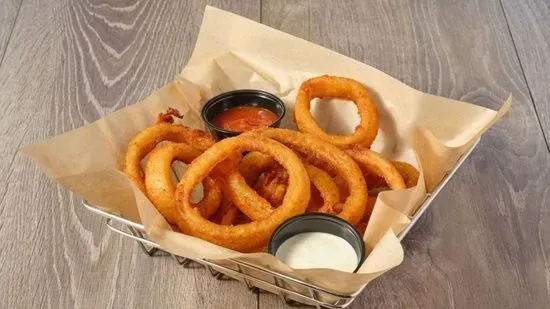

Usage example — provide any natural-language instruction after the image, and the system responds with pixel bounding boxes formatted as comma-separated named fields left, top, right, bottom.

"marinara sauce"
left=212, top=106, right=278, bottom=132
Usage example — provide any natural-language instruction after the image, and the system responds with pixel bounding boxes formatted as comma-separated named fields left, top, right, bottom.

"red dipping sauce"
left=212, top=106, right=278, bottom=132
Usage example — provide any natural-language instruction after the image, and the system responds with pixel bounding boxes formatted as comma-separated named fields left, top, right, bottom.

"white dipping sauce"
left=275, top=232, right=358, bottom=272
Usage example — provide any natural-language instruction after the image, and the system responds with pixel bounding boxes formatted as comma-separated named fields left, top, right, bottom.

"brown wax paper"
left=23, top=6, right=511, bottom=295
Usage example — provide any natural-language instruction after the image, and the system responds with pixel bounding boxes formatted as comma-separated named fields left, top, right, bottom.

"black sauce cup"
left=268, top=213, right=366, bottom=273
left=201, top=89, right=286, bottom=140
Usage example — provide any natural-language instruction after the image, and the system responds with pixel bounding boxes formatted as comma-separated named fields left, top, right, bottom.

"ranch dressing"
left=275, top=232, right=358, bottom=272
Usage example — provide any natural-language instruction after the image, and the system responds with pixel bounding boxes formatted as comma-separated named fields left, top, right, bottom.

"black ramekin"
left=201, top=89, right=286, bottom=140
left=267, top=213, right=365, bottom=273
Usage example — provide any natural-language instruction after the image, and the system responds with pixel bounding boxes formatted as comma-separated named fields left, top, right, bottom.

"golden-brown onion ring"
left=231, top=158, right=342, bottom=220
left=254, top=169, right=288, bottom=206
left=144, top=142, right=222, bottom=224
left=333, top=175, right=349, bottom=204
left=225, top=170, right=275, bottom=221
left=254, top=165, right=339, bottom=212
left=346, top=148, right=406, bottom=190
left=362, top=172, right=388, bottom=189
left=305, top=165, right=340, bottom=214
left=294, top=75, right=379, bottom=148
left=393, top=161, right=420, bottom=188
left=194, top=177, right=222, bottom=218
left=124, top=123, right=214, bottom=193
left=175, top=135, right=310, bottom=252
left=220, top=209, right=238, bottom=225
left=219, top=152, right=284, bottom=220
left=211, top=196, right=239, bottom=226
left=306, top=186, right=324, bottom=212
left=362, top=160, right=419, bottom=189
left=246, top=128, right=367, bottom=225
left=239, top=152, right=277, bottom=185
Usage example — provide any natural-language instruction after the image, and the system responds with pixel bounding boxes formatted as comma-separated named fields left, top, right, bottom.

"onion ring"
left=175, top=135, right=310, bottom=252
left=362, top=160, right=419, bottom=189
left=211, top=196, right=239, bottom=226
left=238, top=151, right=278, bottom=185
left=333, top=175, right=349, bottom=204
left=144, top=142, right=222, bottom=224
left=124, top=119, right=214, bottom=193
left=393, top=161, right=420, bottom=188
left=231, top=153, right=341, bottom=220
left=294, top=75, right=379, bottom=148
left=225, top=170, right=275, bottom=221
left=254, top=165, right=339, bottom=213
left=362, top=172, right=388, bottom=189
left=305, top=165, right=340, bottom=214
left=345, top=148, right=406, bottom=190
left=254, top=169, right=288, bottom=206
left=245, top=128, right=367, bottom=225
left=306, top=186, right=324, bottom=212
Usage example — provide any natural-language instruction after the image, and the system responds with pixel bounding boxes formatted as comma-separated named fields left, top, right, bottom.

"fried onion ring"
left=254, top=169, right=288, bottom=206
left=333, top=175, right=349, bottom=204
left=362, top=160, right=419, bottom=190
left=175, top=135, right=310, bottom=252
left=238, top=151, right=278, bottom=185
left=294, top=75, right=379, bottom=148
left=254, top=165, right=339, bottom=213
left=245, top=128, right=367, bottom=225
left=346, top=148, right=406, bottom=190
left=393, top=161, right=420, bottom=188
left=211, top=196, right=239, bottom=226
left=144, top=142, right=222, bottom=224
left=124, top=121, right=214, bottom=193
left=226, top=162, right=340, bottom=220
left=362, top=172, right=388, bottom=189
left=306, top=186, right=324, bottom=212
left=305, top=165, right=340, bottom=214
left=225, top=170, right=275, bottom=221
left=230, top=151, right=343, bottom=221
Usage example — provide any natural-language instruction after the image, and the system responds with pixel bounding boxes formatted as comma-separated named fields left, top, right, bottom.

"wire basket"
left=83, top=139, right=479, bottom=308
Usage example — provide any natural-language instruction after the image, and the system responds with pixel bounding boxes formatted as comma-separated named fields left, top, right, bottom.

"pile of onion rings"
left=292, top=75, right=419, bottom=230
left=122, top=74, right=420, bottom=252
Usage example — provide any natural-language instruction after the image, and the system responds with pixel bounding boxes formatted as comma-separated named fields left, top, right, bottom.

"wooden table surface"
left=0, top=0, right=548, bottom=308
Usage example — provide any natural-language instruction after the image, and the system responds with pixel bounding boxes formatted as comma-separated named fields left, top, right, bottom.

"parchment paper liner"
left=23, top=6, right=510, bottom=296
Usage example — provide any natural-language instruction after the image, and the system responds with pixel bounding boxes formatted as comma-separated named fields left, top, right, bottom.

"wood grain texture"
left=0, top=0, right=22, bottom=65
left=0, top=1, right=260, bottom=308
left=501, top=0, right=550, bottom=149
left=1, top=0, right=549, bottom=309
left=261, top=0, right=550, bottom=308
